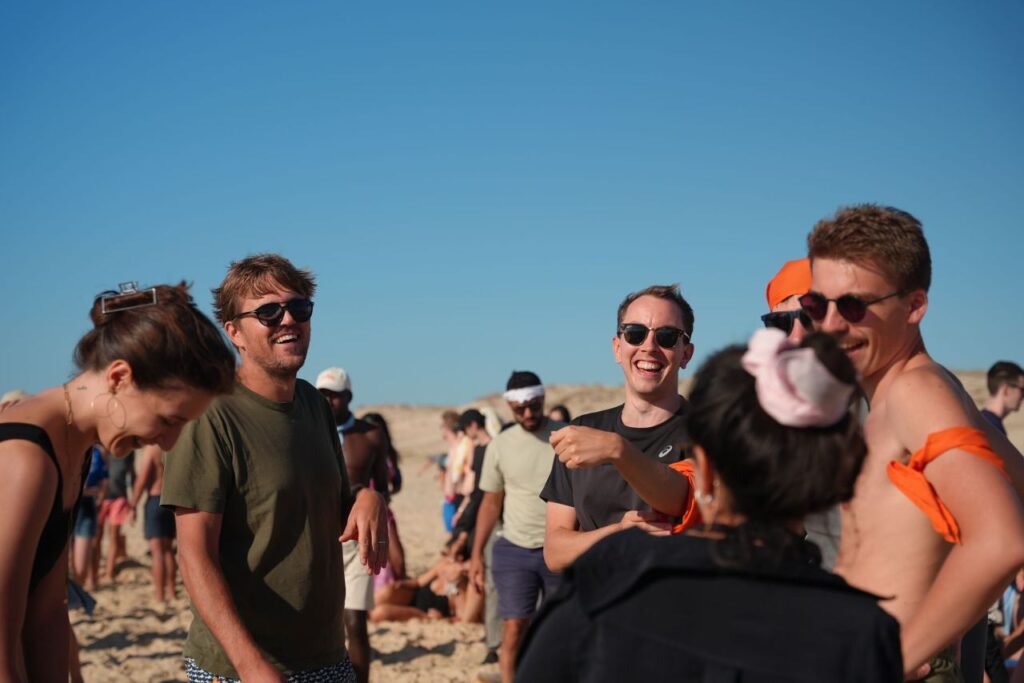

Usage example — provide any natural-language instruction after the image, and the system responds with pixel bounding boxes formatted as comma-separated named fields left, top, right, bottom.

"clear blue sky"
left=2, top=2, right=1022, bottom=406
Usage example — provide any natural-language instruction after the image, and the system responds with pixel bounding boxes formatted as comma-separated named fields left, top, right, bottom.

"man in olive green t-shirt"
left=162, top=254, right=388, bottom=683
left=469, top=370, right=561, bottom=683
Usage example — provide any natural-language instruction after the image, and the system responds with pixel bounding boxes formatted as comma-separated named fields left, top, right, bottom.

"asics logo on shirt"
left=658, top=445, right=673, bottom=460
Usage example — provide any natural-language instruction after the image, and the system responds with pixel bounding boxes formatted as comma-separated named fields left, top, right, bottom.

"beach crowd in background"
left=4, top=204, right=1024, bottom=682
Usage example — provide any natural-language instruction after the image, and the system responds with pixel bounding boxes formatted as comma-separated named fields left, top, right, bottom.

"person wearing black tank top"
left=0, top=282, right=234, bottom=682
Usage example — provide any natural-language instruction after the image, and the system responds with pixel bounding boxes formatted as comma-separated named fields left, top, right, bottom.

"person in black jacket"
left=516, top=330, right=903, bottom=682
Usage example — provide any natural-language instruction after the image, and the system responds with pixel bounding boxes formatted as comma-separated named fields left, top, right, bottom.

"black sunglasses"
left=760, top=310, right=812, bottom=335
left=798, top=290, right=905, bottom=324
left=234, top=299, right=314, bottom=327
left=619, top=323, right=690, bottom=349
left=510, top=399, right=544, bottom=415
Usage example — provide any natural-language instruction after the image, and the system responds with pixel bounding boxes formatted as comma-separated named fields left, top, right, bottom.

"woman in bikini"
left=0, top=282, right=235, bottom=681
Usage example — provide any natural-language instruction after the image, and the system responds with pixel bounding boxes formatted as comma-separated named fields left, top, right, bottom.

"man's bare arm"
left=175, top=508, right=286, bottom=682
left=543, top=501, right=670, bottom=572
left=887, top=373, right=1024, bottom=674
left=551, top=426, right=688, bottom=515
left=469, top=491, right=503, bottom=592
left=544, top=501, right=618, bottom=572
left=342, top=432, right=375, bottom=488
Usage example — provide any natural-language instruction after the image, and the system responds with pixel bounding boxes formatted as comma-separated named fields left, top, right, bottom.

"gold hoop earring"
left=92, top=392, right=127, bottom=430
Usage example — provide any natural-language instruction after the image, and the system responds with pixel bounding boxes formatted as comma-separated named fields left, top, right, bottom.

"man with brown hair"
left=802, top=205, right=1024, bottom=680
left=541, top=284, right=699, bottom=572
left=163, top=253, right=388, bottom=683
left=981, top=361, right=1024, bottom=435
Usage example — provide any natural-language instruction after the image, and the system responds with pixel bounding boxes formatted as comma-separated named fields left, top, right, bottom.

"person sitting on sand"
left=516, top=330, right=903, bottom=682
left=0, top=281, right=235, bottom=682
left=370, top=556, right=483, bottom=624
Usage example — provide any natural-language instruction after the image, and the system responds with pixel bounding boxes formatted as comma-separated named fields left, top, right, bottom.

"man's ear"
left=612, top=334, right=622, bottom=366
left=679, top=342, right=695, bottom=370
left=906, top=289, right=928, bottom=325
left=225, top=320, right=244, bottom=350
left=692, top=444, right=714, bottom=497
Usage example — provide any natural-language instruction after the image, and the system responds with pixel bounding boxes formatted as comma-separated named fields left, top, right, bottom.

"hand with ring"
left=339, top=489, right=390, bottom=574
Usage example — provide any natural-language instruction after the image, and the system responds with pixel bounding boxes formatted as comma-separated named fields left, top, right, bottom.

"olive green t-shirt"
left=479, top=420, right=561, bottom=549
left=162, top=380, right=352, bottom=677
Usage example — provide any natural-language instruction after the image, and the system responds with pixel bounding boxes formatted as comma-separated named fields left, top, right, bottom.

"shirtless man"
left=802, top=205, right=1024, bottom=679
left=130, top=444, right=176, bottom=603
left=315, top=366, right=389, bottom=683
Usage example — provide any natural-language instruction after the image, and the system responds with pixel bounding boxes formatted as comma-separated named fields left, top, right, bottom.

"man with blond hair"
left=163, top=254, right=388, bottom=683
left=801, top=205, right=1024, bottom=680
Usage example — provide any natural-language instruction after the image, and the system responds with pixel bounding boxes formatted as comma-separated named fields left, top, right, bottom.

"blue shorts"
left=73, top=497, right=98, bottom=538
left=491, top=536, right=559, bottom=620
left=442, top=499, right=458, bottom=532
left=144, top=496, right=176, bottom=540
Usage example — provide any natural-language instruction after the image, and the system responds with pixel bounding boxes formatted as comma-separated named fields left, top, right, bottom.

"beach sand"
left=72, top=377, right=1024, bottom=681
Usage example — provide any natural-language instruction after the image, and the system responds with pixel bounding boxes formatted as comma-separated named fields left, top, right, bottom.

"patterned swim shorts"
left=184, top=657, right=355, bottom=683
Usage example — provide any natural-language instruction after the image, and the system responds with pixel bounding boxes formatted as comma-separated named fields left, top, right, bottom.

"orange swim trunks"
left=887, top=426, right=1007, bottom=544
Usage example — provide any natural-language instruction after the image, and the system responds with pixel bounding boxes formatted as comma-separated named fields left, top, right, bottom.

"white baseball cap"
left=315, top=367, right=351, bottom=393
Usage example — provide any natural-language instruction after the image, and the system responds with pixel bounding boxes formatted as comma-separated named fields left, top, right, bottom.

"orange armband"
left=887, top=426, right=1007, bottom=544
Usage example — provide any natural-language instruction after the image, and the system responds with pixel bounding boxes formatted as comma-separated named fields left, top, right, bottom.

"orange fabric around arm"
left=667, top=459, right=701, bottom=534
left=886, top=427, right=1007, bottom=545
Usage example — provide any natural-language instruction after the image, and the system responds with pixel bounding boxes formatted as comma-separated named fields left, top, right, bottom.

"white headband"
left=503, top=385, right=545, bottom=403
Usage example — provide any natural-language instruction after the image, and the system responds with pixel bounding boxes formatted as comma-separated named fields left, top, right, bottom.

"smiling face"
left=809, top=257, right=926, bottom=382
left=225, top=280, right=312, bottom=380
left=99, top=382, right=214, bottom=456
left=613, top=295, right=694, bottom=402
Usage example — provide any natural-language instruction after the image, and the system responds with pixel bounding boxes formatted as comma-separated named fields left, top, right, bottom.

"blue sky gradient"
left=2, top=2, right=1022, bottom=405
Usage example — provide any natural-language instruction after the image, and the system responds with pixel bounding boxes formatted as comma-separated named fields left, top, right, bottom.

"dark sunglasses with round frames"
left=234, top=299, right=315, bottom=327
left=618, top=323, right=690, bottom=349
left=798, top=290, right=906, bottom=324
left=760, top=310, right=812, bottom=335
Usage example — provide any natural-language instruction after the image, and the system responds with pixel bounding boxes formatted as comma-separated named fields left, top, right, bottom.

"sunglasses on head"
left=760, top=310, right=812, bottom=335
left=234, top=298, right=314, bottom=327
left=798, top=290, right=905, bottom=324
left=618, top=323, right=690, bottom=349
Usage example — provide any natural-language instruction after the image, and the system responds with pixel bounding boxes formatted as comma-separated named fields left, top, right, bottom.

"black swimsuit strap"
left=0, top=422, right=72, bottom=593
left=0, top=422, right=62, bottom=480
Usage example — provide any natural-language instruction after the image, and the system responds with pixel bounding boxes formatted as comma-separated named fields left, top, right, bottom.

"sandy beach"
left=72, top=377, right=1024, bottom=682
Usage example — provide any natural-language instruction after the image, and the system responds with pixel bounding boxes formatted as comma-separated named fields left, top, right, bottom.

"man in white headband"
left=541, top=284, right=700, bottom=573
left=470, top=371, right=560, bottom=683
left=805, top=205, right=1024, bottom=682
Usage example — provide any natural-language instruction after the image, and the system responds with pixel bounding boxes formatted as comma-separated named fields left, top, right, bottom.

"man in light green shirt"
left=470, top=370, right=561, bottom=683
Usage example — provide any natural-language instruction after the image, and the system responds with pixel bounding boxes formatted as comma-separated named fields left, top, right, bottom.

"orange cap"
left=765, top=258, right=812, bottom=309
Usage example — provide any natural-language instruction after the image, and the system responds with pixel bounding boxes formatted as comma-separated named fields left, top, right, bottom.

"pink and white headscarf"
left=741, top=328, right=855, bottom=428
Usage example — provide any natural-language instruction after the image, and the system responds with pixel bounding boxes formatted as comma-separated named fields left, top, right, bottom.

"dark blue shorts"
left=144, top=496, right=176, bottom=540
left=73, top=496, right=97, bottom=538
left=491, top=536, right=559, bottom=620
